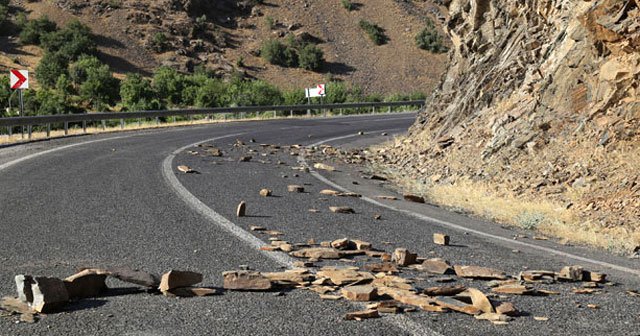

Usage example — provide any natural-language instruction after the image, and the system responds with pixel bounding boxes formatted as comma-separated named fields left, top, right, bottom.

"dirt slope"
left=1, top=0, right=449, bottom=94
left=373, top=0, right=640, bottom=252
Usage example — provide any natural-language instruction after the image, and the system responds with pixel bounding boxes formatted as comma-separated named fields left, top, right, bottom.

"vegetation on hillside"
left=260, top=36, right=325, bottom=71
left=415, top=20, right=448, bottom=53
left=359, top=20, right=387, bottom=45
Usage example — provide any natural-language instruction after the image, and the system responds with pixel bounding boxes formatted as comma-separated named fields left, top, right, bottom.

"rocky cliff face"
left=376, top=0, right=640, bottom=247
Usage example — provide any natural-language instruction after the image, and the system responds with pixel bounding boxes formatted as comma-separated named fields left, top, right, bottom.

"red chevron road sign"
left=10, top=69, right=29, bottom=90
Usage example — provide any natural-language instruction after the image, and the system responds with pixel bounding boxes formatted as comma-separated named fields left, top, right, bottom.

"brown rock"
left=363, top=263, right=399, bottom=274
left=341, top=286, right=378, bottom=301
left=371, top=275, right=414, bottom=290
left=108, top=267, right=160, bottom=287
left=31, top=277, right=69, bottom=313
left=314, top=163, right=336, bottom=171
left=433, top=233, right=450, bottom=246
left=239, top=156, right=252, bottom=162
left=64, top=269, right=109, bottom=299
left=423, top=285, right=466, bottom=296
left=421, top=258, right=453, bottom=274
left=584, top=271, right=607, bottom=283
left=159, top=270, right=203, bottom=292
left=465, top=288, right=494, bottom=314
left=259, top=189, right=272, bottom=197
left=392, top=248, right=418, bottom=266
left=0, top=297, right=35, bottom=323
left=223, top=271, right=272, bottom=291
left=236, top=201, right=247, bottom=217
left=320, top=189, right=340, bottom=196
left=290, top=247, right=342, bottom=259
left=376, top=287, right=446, bottom=312
left=331, top=238, right=353, bottom=250
left=492, top=285, right=535, bottom=295
left=250, top=226, right=266, bottom=231
left=403, top=194, right=425, bottom=203
left=262, top=270, right=314, bottom=286
left=287, top=185, right=305, bottom=192
left=177, top=165, right=195, bottom=173
left=15, top=275, right=34, bottom=303
left=345, top=309, right=380, bottom=320
left=376, top=300, right=401, bottom=314
left=454, top=265, right=508, bottom=280
left=317, top=267, right=375, bottom=286
left=352, top=240, right=372, bottom=250
left=434, top=296, right=482, bottom=315
left=164, top=287, right=218, bottom=297
left=475, top=312, right=512, bottom=322
left=205, top=148, right=223, bottom=157
left=520, top=270, right=556, bottom=283
left=329, top=206, right=355, bottom=214
left=496, top=302, right=519, bottom=316
left=558, top=265, right=584, bottom=281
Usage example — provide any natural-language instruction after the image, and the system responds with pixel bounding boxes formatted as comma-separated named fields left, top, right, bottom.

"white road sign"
left=10, top=69, right=29, bottom=90
left=305, top=84, right=326, bottom=98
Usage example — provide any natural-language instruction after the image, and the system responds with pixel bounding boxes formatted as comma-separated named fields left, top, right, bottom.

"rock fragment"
left=376, top=287, right=446, bottom=312
left=108, top=267, right=160, bottom=287
left=423, top=285, right=466, bottom=296
left=392, top=248, right=418, bottom=266
left=434, top=296, right=482, bottom=315
left=465, top=288, right=494, bottom=314
left=64, top=269, right=109, bottom=299
left=236, top=201, right=247, bottom=217
left=345, top=309, right=379, bottom=320
left=320, top=189, right=340, bottom=196
left=317, top=267, right=375, bottom=286
left=558, top=265, right=584, bottom=282
left=239, top=156, right=252, bottom=162
left=30, top=277, right=69, bottom=313
left=159, top=270, right=203, bottom=292
left=177, top=165, right=195, bottom=173
left=15, top=275, right=34, bottom=303
left=421, top=258, right=453, bottom=274
left=364, top=263, right=399, bottom=274
left=433, top=233, right=450, bottom=246
left=290, top=247, right=342, bottom=259
left=454, top=265, right=508, bottom=280
left=496, top=302, right=519, bottom=316
left=223, top=271, right=271, bottom=291
left=287, top=185, right=305, bottom=192
left=341, top=286, right=378, bottom=301
left=329, top=206, right=355, bottom=214
left=259, top=189, right=272, bottom=197
left=403, top=194, right=425, bottom=203
left=492, top=285, right=536, bottom=295
left=314, top=163, right=336, bottom=171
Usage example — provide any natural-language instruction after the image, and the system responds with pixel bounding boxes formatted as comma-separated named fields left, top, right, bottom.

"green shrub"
left=260, top=39, right=297, bottom=67
left=341, top=0, right=354, bottom=11
left=152, top=67, right=186, bottom=106
left=19, top=16, right=57, bottom=45
left=151, top=32, right=167, bottom=52
left=298, top=44, right=324, bottom=71
left=32, top=89, right=69, bottom=115
left=0, top=5, right=8, bottom=35
left=415, top=23, right=448, bottom=53
left=0, top=75, right=10, bottom=111
left=359, top=20, right=387, bottom=45
left=69, top=55, right=120, bottom=109
left=41, top=20, right=97, bottom=61
left=35, top=52, right=68, bottom=88
left=283, top=88, right=306, bottom=105
left=517, top=212, right=545, bottom=230
left=120, top=73, right=163, bottom=111
left=264, top=16, right=275, bottom=30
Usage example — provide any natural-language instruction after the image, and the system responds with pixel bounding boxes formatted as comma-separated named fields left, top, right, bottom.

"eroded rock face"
left=378, top=0, right=640, bottom=239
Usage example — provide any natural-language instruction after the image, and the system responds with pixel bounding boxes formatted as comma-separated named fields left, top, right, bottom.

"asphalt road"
left=0, top=113, right=639, bottom=336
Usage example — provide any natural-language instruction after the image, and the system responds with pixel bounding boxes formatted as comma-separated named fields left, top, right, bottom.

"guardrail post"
left=156, top=117, right=160, bottom=125
left=388, top=106, right=392, bottom=113
left=138, top=118, right=142, bottom=127
left=120, top=119, right=125, bottom=129
left=273, top=111, right=277, bottom=119
left=64, top=122, right=68, bottom=135
left=102, top=120, right=106, bottom=130
left=8, top=126, right=12, bottom=137
left=27, top=125, right=32, bottom=139
left=46, top=124, right=51, bottom=138
left=290, top=110, right=293, bottom=118
left=172, top=116, right=176, bottom=124
left=82, top=120, right=87, bottom=133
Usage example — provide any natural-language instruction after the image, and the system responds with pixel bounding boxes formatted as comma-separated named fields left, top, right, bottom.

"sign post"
left=10, top=70, right=29, bottom=138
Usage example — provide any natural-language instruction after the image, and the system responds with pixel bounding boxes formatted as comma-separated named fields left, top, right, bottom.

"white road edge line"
left=161, top=130, right=443, bottom=336
left=301, top=134, right=640, bottom=278
left=0, top=135, right=136, bottom=172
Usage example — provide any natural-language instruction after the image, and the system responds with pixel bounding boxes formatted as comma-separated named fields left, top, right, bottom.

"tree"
left=69, top=56, right=120, bottom=109
left=194, top=77, right=227, bottom=108
left=41, top=20, right=97, bottom=61
left=33, top=89, right=68, bottom=116
left=260, top=39, right=297, bottom=67
left=19, top=16, right=57, bottom=45
left=298, top=44, right=324, bottom=71
left=152, top=67, right=186, bottom=106
left=283, top=88, right=306, bottom=105
left=0, top=4, right=8, bottom=35
left=0, top=75, right=11, bottom=112
left=120, top=73, right=162, bottom=111
left=35, top=52, right=68, bottom=88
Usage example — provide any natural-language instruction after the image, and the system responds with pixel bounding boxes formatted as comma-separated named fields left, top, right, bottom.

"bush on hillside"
left=359, top=20, right=387, bottom=45
left=19, top=16, right=57, bottom=45
left=120, top=73, right=163, bottom=111
left=415, top=22, right=448, bottom=53
left=41, top=20, right=97, bottom=61
left=298, top=44, right=324, bottom=71
left=70, top=55, right=120, bottom=109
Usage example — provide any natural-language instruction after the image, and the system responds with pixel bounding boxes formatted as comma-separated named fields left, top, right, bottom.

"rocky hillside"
left=1, top=0, right=449, bottom=94
left=374, top=0, right=640, bottom=250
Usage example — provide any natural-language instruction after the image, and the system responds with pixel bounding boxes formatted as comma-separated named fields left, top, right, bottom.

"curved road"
left=1, top=114, right=638, bottom=336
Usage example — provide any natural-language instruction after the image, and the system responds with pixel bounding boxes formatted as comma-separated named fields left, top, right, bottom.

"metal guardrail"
left=0, top=100, right=424, bottom=139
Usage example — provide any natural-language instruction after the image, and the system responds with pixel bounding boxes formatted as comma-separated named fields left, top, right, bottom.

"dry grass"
left=377, top=164, right=640, bottom=254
